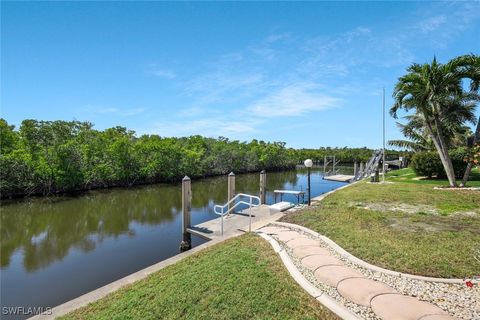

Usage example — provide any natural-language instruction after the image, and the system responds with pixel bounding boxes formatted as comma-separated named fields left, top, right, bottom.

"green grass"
left=282, top=175, right=480, bottom=278
left=386, top=167, right=480, bottom=187
left=61, top=234, right=338, bottom=320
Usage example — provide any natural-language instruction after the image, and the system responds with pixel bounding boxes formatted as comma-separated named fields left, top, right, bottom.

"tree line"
left=0, top=119, right=299, bottom=198
left=0, top=119, right=399, bottom=198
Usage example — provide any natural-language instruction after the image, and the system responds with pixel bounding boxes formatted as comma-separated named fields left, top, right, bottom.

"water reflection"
left=0, top=169, right=347, bottom=319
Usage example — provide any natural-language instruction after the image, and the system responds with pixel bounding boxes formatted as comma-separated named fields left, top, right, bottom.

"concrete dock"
left=323, top=174, right=355, bottom=182
left=187, top=204, right=286, bottom=241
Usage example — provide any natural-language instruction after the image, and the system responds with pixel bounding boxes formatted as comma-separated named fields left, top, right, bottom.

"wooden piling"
left=228, top=172, right=235, bottom=213
left=259, top=170, right=266, bottom=204
left=354, top=161, right=358, bottom=176
left=180, top=176, right=192, bottom=252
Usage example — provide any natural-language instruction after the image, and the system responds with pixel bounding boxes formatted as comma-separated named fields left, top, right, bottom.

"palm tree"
left=390, top=55, right=479, bottom=187
left=388, top=114, right=434, bottom=152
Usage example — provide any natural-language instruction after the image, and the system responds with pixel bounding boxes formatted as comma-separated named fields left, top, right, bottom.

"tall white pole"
left=382, top=87, right=386, bottom=183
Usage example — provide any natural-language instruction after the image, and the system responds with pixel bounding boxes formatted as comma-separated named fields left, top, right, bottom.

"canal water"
left=0, top=167, right=351, bottom=319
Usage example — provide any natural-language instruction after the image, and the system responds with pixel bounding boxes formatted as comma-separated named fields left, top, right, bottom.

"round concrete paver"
left=419, top=315, right=455, bottom=320
left=301, top=255, right=343, bottom=271
left=337, top=277, right=397, bottom=306
left=276, top=231, right=301, bottom=242
left=314, top=265, right=363, bottom=287
left=285, top=237, right=319, bottom=249
left=292, top=246, right=331, bottom=258
left=259, top=226, right=289, bottom=234
left=371, top=294, right=449, bottom=320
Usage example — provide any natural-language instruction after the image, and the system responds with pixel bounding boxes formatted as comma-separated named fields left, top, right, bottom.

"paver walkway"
left=259, top=225, right=454, bottom=320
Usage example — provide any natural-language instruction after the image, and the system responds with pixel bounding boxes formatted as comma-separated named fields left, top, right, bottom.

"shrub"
left=411, top=152, right=442, bottom=178
left=411, top=149, right=468, bottom=178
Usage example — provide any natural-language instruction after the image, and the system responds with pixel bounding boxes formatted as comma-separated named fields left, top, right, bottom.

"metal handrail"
left=356, top=150, right=383, bottom=180
left=214, top=193, right=261, bottom=236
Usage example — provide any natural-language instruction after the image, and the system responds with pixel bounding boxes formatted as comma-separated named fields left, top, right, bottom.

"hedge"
left=410, top=149, right=468, bottom=178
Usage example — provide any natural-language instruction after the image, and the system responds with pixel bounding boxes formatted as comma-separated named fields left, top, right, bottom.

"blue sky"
left=2, top=1, right=479, bottom=148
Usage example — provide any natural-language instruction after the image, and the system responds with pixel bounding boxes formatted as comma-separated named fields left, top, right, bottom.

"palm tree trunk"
left=425, top=119, right=457, bottom=186
left=460, top=117, right=480, bottom=187
left=434, top=118, right=457, bottom=186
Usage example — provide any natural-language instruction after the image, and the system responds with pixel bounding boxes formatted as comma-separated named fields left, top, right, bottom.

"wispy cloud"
left=151, top=69, right=176, bottom=79
left=139, top=2, right=479, bottom=141
left=86, top=106, right=146, bottom=117
left=248, top=83, right=339, bottom=118
left=412, top=2, right=480, bottom=47
left=418, top=15, right=447, bottom=33
left=184, top=71, right=266, bottom=105
left=140, top=117, right=261, bottom=139
left=147, top=64, right=177, bottom=79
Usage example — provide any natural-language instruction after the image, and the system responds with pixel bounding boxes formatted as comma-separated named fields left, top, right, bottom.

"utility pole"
left=382, top=87, right=386, bottom=183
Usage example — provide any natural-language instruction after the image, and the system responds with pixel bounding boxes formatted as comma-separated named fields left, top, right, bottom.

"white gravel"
left=267, top=225, right=480, bottom=320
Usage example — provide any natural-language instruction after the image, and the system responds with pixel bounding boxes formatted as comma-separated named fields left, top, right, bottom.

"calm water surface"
left=1, top=168, right=350, bottom=319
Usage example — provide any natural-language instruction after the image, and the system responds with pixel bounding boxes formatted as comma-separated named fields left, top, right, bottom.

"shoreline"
left=27, top=178, right=354, bottom=319
left=1, top=166, right=299, bottom=202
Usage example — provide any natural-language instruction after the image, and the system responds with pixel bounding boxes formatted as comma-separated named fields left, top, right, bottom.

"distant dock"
left=323, top=174, right=355, bottom=182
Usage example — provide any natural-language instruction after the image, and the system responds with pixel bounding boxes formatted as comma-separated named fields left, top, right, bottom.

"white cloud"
left=265, top=33, right=290, bottom=44
left=184, top=72, right=266, bottom=105
left=418, top=15, right=447, bottom=33
left=248, top=84, right=340, bottom=118
left=140, top=3, right=479, bottom=142
left=140, top=117, right=261, bottom=139
left=87, top=106, right=146, bottom=117
left=119, top=108, right=146, bottom=116
left=412, top=2, right=480, bottom=46
left=150, top=69, right=176, bottom=79
left=146, top=63, right=177, bottom=79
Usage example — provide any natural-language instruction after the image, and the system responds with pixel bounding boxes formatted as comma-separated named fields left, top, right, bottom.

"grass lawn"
left=61, top=234, right=337, bottom=320
left=386, top=167, right=480, bottom=187
left=281, top=169, right=480, bottom=278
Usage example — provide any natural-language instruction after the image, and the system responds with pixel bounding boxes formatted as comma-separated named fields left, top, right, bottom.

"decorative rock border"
left=258, top=223, right=479, bottom=320
left=433, top=187, right=480, bottom=191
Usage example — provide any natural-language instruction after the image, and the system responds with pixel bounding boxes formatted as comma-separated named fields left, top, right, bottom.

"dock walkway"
left=188, top=204, right=286, bottom=241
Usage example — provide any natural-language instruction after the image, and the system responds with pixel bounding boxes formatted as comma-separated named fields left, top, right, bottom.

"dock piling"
left=354, top=162, right=358, bottom=176
left=228, top=172, right=235, bottom=213
left=260, top=170, right=266, bottom=204
left=180, top=176, right=192, bottom=252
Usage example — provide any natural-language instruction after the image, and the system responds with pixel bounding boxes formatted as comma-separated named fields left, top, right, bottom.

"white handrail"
left=213, top=193, right=261, bottom=235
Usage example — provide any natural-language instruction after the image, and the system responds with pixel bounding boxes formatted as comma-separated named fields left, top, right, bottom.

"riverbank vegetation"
left=281, top=172, right=480, bottom=278
left=0, top=118, right=402, bottom=198
left=0, top=119, right=298, bottom=198
left=61, top=234, right=337, bottom=320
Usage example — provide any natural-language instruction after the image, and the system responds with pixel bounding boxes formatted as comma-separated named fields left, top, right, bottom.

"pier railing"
left=214, top=193, right=261, bottom=235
